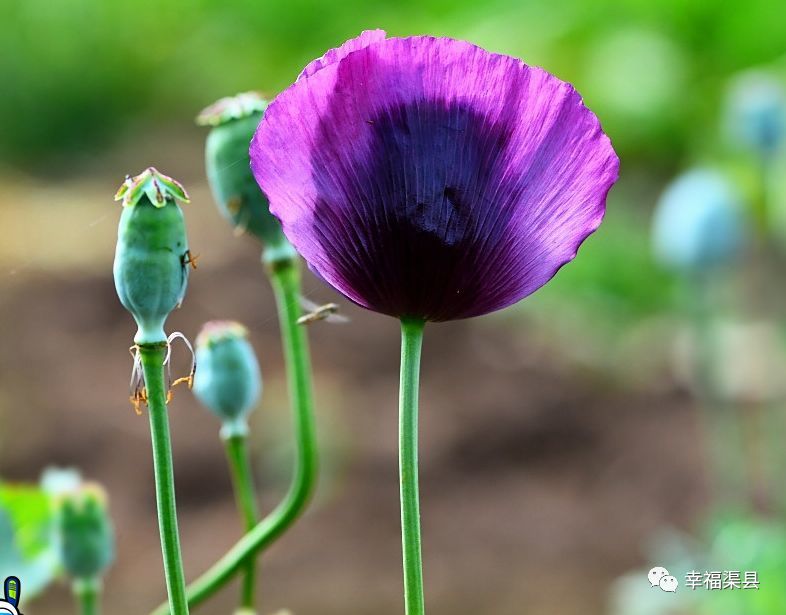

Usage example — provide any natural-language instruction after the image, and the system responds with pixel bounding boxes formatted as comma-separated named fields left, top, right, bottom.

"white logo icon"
left=659, top=575, right=679, bottom=592
left=648, top=566, right=679, bottom=593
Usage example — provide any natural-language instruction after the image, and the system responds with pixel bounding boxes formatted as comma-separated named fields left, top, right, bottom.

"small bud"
left=725, top=71, right=786, bottom=156
left=56, top=484, right=115, bottom=581
left=197, top=92, right=296, bottom=258
left=40, top=466, right=82, bottom=497
left=652, top=169, right=746, bottom=273
left=113, top=167, right=191, bottom=344
left=193, top=321, right=262, bottom=438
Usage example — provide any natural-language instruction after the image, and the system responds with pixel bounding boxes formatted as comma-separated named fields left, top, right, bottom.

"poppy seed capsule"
left=193, top=321, right=262, bottom=438
left=113, top=168, right=191, bottom=345
left=725, top=71, right=786, bottom=156
left=197, top=93, right=295, bottom=261
left=56, top=484, right=115, bottom=581
left=652, top=169, right=746, bottom=273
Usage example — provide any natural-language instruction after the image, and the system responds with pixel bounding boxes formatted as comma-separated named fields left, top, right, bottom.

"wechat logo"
left=0, top=577, right=22, bottom=615
left=648, top=566, right=679, bottom=593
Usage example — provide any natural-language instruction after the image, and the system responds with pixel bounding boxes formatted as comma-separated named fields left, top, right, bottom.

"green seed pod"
left=197, top=92, right=296, bottom=261
left=56, top=484, right=115, bottom=581
left=113, top=168, right=192, bottom=345
left=193, top=321, right=262, bottom=438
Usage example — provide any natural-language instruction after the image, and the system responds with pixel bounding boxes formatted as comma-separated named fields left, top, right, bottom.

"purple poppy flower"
left=251, top=31, right=619, bottom=322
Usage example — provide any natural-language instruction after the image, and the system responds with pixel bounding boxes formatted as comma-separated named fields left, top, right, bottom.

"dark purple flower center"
left=311, top=98, right=526, bottom=321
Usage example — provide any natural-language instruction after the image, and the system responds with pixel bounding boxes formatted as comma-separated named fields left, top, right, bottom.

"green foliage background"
left=1, top=0, right=784, bottom=171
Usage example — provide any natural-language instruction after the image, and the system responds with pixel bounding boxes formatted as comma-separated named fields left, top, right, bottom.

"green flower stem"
left=223, top=433, right=260, bottom=609
left=754, top=154, right=774, bottom=240
left=689, top=280, right=733, bottom=483
left=73, top=579, right=100, bottom=615
left=151, top=256, right=317, bottom=614
left=399, top=318, right=426, bottom=615
left=687, top=277, right=749, bottom=508
left=140, top=343, right=190, bottom=615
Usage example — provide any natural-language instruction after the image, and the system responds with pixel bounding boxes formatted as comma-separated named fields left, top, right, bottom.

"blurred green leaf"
left=1, top=0, right=785, bottom=170
left=0, top=484, right=51, bottom=560
left=611, top=514, right=786, bottom=615
left=0, top=483, right=60, bottom=599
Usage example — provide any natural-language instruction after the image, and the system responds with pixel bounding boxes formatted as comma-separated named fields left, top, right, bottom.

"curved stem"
left=73, top=579, right=100, bottom=615
left=399, top=318, right=426, bottom=615
left=151, top=257, right=318, bottom=614
left=140, top=343, right=190, bottom=615
left=223, top=433, right=260, bottom=609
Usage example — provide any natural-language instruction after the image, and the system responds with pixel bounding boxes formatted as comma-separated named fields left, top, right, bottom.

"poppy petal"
left=252, top=34, right=619, bottom=321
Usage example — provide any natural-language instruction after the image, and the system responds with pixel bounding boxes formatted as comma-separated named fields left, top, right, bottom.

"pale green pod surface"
left=193, top=321, right=262, bottom=438
left=113, top=168, right=191, bottom=344
left=198, top=93, right=295, bottom=258
left=651, top=169, right=746, bottom=273
left=725, top=71, right=786, bottom=156
left=56, top=485, right=115, bottom=581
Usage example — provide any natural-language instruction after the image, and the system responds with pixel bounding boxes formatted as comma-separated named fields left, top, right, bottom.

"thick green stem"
left=223, top=434, right=260, bottom=609
left=140, top=344, right=189, bottom=615
left=73, top=579, right=100, bottom=615
left=399, top=318, right=426, bottom=615
left=151, top=256, right=317, bottom=614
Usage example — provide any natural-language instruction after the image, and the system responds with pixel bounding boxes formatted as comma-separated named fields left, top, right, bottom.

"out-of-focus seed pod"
left=113, top=168, right=191, bottom=345
left=40, top=466, right=82, bottom=497
left=725, top=71, right=786, bottom=157
left=56, top=484, right=115, bottom=581
left=193, top=321, right=262, bottom=438
left=652, top=169, right=747, bottom=273
left=197, top=92, right=296, bottom=263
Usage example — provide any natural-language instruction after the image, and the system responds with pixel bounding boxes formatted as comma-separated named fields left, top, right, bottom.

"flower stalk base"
left=399, top=318, right=426, bottom=615
left=140, top=343, right=190, bottom=615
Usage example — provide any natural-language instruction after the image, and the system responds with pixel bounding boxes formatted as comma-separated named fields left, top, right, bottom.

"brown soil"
left=0, top=178, right=706, bottom=615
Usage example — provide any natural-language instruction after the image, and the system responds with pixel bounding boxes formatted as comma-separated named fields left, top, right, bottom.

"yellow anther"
left=171, top=375, right=193, bottom=389
left=182, top=250, right=200, bottom=270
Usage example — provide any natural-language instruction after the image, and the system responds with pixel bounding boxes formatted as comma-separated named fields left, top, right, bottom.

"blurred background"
left=2, top=0, right=786, bottom=613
